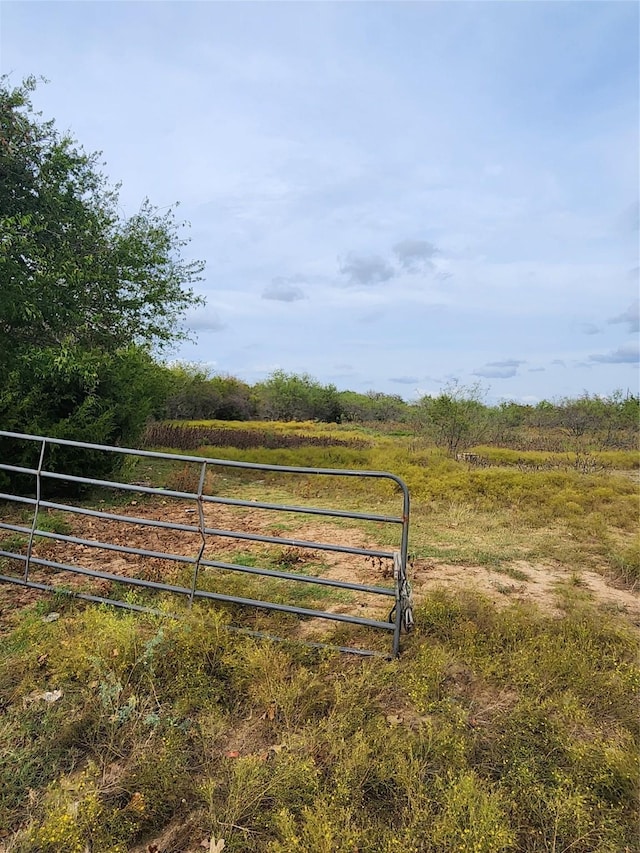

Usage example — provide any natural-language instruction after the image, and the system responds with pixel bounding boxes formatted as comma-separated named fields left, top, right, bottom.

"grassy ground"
left=141, top=421, right=639, bottom=588
left=0, top=420, right=638, bottom=852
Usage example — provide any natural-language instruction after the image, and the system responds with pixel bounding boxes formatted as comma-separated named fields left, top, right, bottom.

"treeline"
left=161, top=367, right=342, bottom=423
left=3, top=344, right=638, bottom=461
left=412, top=387, right=639, bottom=454
left=156, top=366, right=638, bottom=452
left=161, top=366, right=407, bottom=424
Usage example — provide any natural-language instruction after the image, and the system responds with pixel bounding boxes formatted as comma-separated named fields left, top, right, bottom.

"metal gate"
left=0, top=430, right=413, bottom=657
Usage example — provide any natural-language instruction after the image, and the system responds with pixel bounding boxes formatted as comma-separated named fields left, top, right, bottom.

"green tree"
left=339, top=390, right=409, bottom=423
left=209, top=374, right=256, bottom=420
left=556, top=392, right=639, bottom=448
left=614, top=391, right=640, bottom=438
left=1, top=77, right=203, bottom=362
left=163, top=366, right=256, bottom=421
left=415, top=382, right=489, bottom=456
left=0, top=76, right=204, bottom=466
left=164, top=363, right=222, bottom=420
left=255, top=371, right=342, bottom=422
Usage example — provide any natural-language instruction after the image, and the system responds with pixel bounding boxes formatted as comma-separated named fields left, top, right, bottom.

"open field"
left=0, top=421, right=638, bottom=852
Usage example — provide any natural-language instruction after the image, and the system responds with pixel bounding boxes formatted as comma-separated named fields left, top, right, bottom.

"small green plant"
left=431, top=771, right=515, bottom=852
left=35, top=511, right=73, bottom=536
left=607, top=537, right=640, bottom=588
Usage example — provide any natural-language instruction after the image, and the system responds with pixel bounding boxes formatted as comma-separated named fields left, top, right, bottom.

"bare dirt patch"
left=410, top=557, right=640, bottom=625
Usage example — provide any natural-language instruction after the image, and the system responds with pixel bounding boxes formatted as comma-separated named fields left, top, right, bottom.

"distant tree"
left=560, top=391, right=639, bottom=448
left=415, top=381, right=489, bottom=455
left=339, top=390, right=408, bottom=422
left=485, top=401, right=531, bottom=444
left=255, top=371, right=342, bottom=422
left=496, top=401, right=528, bottom=428
left=556, top=394, right=605, bottom=438
left=615, top=392, right=640, bottom=434
left=164, top=364, right=221, bottom=420
left=528, top=400, right=558, bottom=430
left=493, top=393, right=639, bottom=450
left=209, top=375, right=256, bottom=420
left=163, top=367, right=257, bottom=422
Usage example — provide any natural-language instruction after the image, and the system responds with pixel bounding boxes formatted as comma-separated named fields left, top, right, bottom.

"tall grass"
left=470, top=445, right=640, bottom=471
left=119, top=423, right=640, bottom=588
left=145, top=440, right=637, bottom=535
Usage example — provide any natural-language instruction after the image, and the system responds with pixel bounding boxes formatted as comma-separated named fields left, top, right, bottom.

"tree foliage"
left=1, top=76, right=203, bottom=360
left=163, top=365, right=256, bottom=421
left=339, top=390, right=409, bottom=423
left=0, top=76, right=204, bottom=464
left=255, top=371, right=342, bottom=422
left=416, top=382, right=489, bottom=455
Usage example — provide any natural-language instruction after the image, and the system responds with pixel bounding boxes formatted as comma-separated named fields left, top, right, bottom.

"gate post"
left=24, top=439, right=47, bottom=582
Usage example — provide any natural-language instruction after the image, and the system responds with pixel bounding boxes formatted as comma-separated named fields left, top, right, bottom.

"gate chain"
left=389, top=552, right=414, bottom=633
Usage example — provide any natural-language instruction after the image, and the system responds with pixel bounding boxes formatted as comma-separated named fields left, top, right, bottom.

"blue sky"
left=2, top=1, right=638, bottom=402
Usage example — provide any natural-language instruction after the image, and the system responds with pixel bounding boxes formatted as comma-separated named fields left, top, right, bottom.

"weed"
left=0, top=532, right=27, bottom=553
left=431, top=771, right=515, bottom=852
left=606, top=536, right=640, bottom=588
left=493, top=565, right=530, bottom=582
left=35, top=511, right=73, bottom=536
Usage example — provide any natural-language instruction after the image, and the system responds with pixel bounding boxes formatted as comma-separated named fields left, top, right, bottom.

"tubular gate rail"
left=0, top=430, right=413, bottom=657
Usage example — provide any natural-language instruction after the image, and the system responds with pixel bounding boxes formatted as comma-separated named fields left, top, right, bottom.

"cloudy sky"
left=2, top=1, right=638, bottom=402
